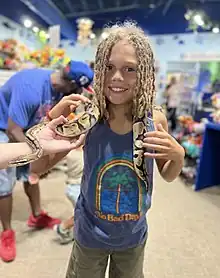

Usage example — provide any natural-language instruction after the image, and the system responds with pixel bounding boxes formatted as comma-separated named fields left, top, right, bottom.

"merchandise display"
left=195, top=122, right=220, bottom=191
left=175, top=91, right=220, bottom=186
left=28, top=46, right=71, bottom=69
left=175, top=115, right=204, bottom=184
left=0, top=39, right=71, bottom=70
left=165, top=60, right=220, bottom=187
left=0, top=39, right=29, bottom=70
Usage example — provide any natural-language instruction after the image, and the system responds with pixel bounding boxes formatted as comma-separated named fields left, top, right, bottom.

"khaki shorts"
left=66, top=240, right=146, bottom=278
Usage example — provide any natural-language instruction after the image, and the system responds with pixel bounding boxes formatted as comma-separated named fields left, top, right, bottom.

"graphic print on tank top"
left=93, top=151, right=148, bottom=223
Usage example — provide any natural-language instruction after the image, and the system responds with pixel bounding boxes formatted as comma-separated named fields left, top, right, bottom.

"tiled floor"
left=1, top=170, right=220, bottom=277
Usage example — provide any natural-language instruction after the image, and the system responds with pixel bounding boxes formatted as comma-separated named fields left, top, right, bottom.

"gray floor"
left=1, top=170, right=220, bottom=277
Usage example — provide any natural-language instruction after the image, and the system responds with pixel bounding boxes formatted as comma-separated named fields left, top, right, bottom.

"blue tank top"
left=74, top=116, right=155, bottom=250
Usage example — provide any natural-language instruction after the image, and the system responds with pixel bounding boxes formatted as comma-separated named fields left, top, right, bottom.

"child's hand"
left=143, top=124, right=185, bottom=162
left=48, top=94, right=90, bottom=120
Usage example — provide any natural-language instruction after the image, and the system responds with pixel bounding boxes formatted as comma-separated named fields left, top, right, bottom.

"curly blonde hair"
left=93, top=21, right=156, bottom=120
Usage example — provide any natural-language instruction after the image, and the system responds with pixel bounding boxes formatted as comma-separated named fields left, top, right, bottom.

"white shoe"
left=53, top=224, right=74, bottom=244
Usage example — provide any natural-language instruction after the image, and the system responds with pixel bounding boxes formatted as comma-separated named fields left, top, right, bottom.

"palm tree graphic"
left=106, top=170, right=135, bottom=214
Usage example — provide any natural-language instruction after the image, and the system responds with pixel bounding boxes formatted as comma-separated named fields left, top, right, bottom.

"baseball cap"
left=63, top=60, right=94, bottom=88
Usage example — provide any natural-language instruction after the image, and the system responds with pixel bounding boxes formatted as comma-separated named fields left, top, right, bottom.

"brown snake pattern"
left=7, top=102, right=162, bottom=187
left=7, top=102, right=100, bottom=167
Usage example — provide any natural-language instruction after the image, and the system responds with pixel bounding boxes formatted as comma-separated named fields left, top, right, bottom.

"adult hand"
left=37, top=115, right=85, bottom=155
left=48, top=94, right=90, bottom=120
left=143, top=124, right=185, bottom=162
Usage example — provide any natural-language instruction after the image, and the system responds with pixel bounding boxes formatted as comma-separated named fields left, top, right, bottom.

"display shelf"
left=0, top=69, right=16, bottom=86
left=180, top=155, right=198, bottom=185
left=195, top=123, right=220, bottom=191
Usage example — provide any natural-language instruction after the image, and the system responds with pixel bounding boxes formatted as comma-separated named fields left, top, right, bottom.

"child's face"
left=104, top=39, right=137, bottom=106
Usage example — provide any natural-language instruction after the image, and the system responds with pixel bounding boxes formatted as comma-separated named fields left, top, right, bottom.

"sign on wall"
left=182, top=52, right=220, bottom=61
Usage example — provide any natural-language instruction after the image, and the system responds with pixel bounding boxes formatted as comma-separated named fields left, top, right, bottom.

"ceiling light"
left=23, top=19, right=32, bottom=28
left=33, top=26, right=39, bottom=33
left=212, top=27, right=219, bottom=34
left=193, top=14, right=204, bottom=26
left=90, top=33, right=96, bottom=39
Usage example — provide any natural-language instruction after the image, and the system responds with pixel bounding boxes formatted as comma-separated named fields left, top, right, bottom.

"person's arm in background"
left=6, top=81, right=39, bottom=142
left=30, top=152, right=69, bottom=175
left=30, top=143, right=85, bottom=176
left=7, top=120, right=27, bottom=142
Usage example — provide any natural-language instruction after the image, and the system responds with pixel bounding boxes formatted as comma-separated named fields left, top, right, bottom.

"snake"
left=7, top=101, right=100, bottom=167
left=7, top=101, right=160, bottom=188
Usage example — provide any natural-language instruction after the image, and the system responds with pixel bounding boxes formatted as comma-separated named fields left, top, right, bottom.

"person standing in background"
left=0, top=60, right=93, bottom=263
left=53, top=92, right=94, bottom=244
left=54, top=146, right=84, bottom=244
left=165, top=76, right=180, bottom=131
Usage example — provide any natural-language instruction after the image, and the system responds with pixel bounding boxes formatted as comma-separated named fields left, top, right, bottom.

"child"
left=54, top=147, right=83, bottom=244
left=34, top=21, right=185, bottom=278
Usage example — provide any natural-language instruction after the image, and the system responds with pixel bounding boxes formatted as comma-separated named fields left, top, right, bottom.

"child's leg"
left=54, top=184, right=80, bottom=244
left=66, top=240, right=109, bottom=278
left=109, top=240, right=146, bottom=278
left=65, top=184, right=81, bottom=207
left=62, top=216, right=74, bottom=230
left=54, top=221, right=74, bottom=244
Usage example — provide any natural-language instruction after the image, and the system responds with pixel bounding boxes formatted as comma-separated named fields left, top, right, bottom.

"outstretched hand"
left=37, top=115, right=85, bottom=155
left=143, top=123, right=185, bottom=161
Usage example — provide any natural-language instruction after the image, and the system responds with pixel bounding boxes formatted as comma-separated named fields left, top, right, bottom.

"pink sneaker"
left=27, top=211, right=61, bottom=229
left=0, top=229, right=16, bottom=262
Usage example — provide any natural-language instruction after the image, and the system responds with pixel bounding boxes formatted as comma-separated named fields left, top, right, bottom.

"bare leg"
left=0, top=195, right=13, bottom=230
left=23, top=180, right=61, bottom=229
left=23, top=181, right=41, bottom=216
left=62, top=216, right=74, bottom=230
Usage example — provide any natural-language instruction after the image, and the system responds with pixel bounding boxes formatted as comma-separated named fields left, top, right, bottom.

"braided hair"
left=93, top=21, right=156, bottom=120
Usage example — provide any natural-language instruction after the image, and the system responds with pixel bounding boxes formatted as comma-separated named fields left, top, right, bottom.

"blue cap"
left=64, top=60, right=94, bottom=88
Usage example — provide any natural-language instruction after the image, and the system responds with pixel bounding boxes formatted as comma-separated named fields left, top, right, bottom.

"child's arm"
left=143, top=109, right=185, bottom=182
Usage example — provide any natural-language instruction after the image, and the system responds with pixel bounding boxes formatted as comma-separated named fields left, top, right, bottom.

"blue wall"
left=61, top=32, right=220, bottom=69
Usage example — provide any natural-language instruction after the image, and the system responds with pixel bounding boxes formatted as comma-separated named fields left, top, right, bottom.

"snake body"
left=55, top=102, right=100, bottom=138
left=7, top=101, right=155, bottom=188
left=7, top=102, right=100, bottom=167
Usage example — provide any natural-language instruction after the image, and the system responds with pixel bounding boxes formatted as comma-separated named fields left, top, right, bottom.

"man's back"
left=0, top=68, right=54, bottom=130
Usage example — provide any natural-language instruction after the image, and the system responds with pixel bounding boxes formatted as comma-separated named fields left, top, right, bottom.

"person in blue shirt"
left=31, top=23, right=185, bottom=278
left=0, top=60, right=93, bottom=263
